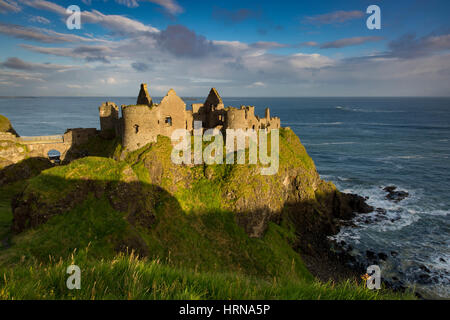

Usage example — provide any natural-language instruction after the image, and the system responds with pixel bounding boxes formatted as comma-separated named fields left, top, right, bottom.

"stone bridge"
left=0, top=128, right=98, bottom=165
left=19, top=135, right=71, bottom=160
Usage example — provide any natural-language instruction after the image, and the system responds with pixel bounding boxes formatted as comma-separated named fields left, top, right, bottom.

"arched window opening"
left=47, top=149, right=61, bottom=164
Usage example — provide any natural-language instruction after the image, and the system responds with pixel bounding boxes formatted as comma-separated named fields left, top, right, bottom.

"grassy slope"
left=0, top=115, right=14, bottom=134
left=0, top=129, right=415, bottom=300
left=0, top=253, right=410, bottom=300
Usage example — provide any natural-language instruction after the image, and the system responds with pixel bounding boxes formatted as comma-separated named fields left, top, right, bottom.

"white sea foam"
left=338, top=184, right=420, bottom=232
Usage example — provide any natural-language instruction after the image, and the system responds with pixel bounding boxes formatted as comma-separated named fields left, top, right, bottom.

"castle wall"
left=63, top=128, right=98, bottom=145
left=192, top=103, right=204, bottom=114
left=244, top=106, right=260, bottom=130
left=99, top=102, right=119, bottom=138
left=157, top=89, right=188, bottom=138
left=185, top=110, right=193, bottom=131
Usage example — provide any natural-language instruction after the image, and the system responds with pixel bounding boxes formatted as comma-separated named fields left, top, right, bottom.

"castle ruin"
left=100, top=83, right=281, bottom=151
left=0, top=83, right=281, bottom=166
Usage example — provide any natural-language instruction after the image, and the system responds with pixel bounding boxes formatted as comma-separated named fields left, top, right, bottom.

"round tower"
left=122, top=105, right=158, bottom=151
left=225, top=108, right=247, bottom=130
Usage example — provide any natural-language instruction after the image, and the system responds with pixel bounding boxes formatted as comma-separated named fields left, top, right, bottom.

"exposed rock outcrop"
left=383, top=186, right=409, bottom=202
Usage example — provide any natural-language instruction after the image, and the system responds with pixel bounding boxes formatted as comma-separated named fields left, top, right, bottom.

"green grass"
left=23, top=157, right=129, bottom=203
left=0, top=251, right=414, bottom=300
left=0, top=181, right=25, bottom=242
left=0, top=115, right=15, bottom=134
left=1, top=196, right=129, bottom=265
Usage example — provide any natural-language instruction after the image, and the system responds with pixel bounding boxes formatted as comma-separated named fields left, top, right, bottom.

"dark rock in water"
left=375, top=207, right=387, bottom=215
left=345, top=193, right=374, bottom=214
left=387, top=191, right=409, bottom=202
left=391, top=251, right=399, bottom=257
left=378, top=252, right=388, bottom=261
left=366, top=250, right=377, bottom=260
left=383, top=186, right=397, bottom=193
left=383, top=186, right=409, bottom=202
left=439, top=258, right=446, bottom=263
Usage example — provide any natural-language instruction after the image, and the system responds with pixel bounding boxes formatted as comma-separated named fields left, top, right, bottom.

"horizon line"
left=1, top=96, right=450, bottom=99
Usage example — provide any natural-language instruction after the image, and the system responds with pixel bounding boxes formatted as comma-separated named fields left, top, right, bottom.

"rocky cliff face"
left=0, top=115, right=29, bottom=168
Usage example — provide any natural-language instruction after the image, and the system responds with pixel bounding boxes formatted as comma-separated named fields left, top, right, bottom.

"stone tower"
left=204, top=88, right=225, bottom=128
left=99, top=101, right=119, bottom=138
left=137, top=83, right=152, bottom=106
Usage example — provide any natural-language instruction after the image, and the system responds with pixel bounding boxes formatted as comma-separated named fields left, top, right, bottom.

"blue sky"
left=0, top=0, right=449, bottom=96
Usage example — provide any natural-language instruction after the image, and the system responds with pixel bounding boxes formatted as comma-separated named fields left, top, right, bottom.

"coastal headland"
left=0, top=85, right=414, bottom=300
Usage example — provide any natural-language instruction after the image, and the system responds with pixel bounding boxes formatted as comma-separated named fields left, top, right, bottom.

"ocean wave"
left=338, top=184, right=420, bottom=232
left=358, top=122, right=450, bottom=130
left=409, top=209, right=450, bottom=217
left=376, top=155, right=424, bottom=161
left=335, top=106, right=405, bottom=113
left=284, top=122, right=344, bottom=126
left=306, top=141, right=357, bottom=146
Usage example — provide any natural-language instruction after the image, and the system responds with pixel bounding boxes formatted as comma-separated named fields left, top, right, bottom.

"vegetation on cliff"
left=0, top=115, right=18, bottom=136
left=0, top=128, right=414, bottom=299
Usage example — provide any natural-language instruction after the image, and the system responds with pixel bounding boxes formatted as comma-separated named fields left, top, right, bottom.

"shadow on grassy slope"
left=0, top=157, right=416, bottom=300
left=0, top=128, right=416, bottom=300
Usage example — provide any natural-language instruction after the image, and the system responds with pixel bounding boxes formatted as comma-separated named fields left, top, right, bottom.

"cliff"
left=4, top=128, right=372, bottom=282
left=0, top=124, right=414, bottom=299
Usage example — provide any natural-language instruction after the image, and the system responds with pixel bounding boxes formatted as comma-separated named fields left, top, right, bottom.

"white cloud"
left=29, top=15, right=50, bottom=24
left=0, top=22, right=108, bottom=43
left=0, top=0, right=20, bottom=13
left=19, top=0, right=160, bottom=35
left=0, top=57, right=74, bottom=71
left=143, top=0, right=183, bottom=15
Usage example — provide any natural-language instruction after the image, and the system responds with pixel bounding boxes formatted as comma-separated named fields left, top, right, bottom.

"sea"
left=0, top=96, right=449, bottom=299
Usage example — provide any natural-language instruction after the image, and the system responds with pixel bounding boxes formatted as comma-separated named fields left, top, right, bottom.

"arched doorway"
left=47, top=149, right=61, bottom=164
